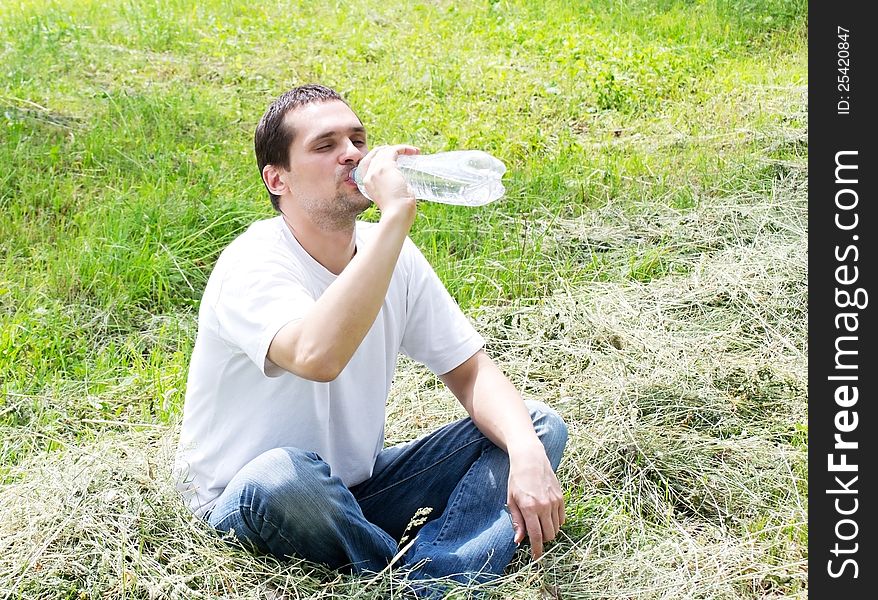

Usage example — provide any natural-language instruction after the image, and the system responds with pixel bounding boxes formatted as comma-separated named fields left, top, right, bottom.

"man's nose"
left=339, top=139, right=364, bottom=164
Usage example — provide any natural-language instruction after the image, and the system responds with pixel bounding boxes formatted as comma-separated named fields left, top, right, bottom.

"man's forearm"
left=269, top=208, right=414, bottom=381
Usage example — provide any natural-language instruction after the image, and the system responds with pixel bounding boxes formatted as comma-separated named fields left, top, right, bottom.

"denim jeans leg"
left=352, top=400, right=568, bottom=587
left=207, top=446, right=397, bottom=573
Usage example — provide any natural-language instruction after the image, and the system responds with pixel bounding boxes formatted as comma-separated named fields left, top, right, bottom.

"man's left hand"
left=506, top=446, right=565, bottom=560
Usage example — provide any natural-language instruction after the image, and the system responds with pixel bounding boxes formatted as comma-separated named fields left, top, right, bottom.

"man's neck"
left=281, top=212, right=357, bottom=276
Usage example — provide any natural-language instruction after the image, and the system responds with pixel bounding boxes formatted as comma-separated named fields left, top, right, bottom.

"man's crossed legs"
left=207, top=400, right=568, bottom=590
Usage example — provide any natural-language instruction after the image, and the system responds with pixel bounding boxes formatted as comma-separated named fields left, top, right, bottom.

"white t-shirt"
left=174, top=216, right=484, bottom=517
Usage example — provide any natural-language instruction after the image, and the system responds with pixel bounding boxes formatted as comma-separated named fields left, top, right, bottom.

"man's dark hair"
left=255, top=84, right=347, bottom=211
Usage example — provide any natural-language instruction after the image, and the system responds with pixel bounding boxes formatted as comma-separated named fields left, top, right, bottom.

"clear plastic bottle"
left=352, top=150, right=507, bottom=207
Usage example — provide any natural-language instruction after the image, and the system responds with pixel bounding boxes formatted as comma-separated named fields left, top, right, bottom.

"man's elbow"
left=300, top=358, right=343, bottom=382
left=272, top=327, right=346, bottom=382
left=290, top=345, right=347, bottom=382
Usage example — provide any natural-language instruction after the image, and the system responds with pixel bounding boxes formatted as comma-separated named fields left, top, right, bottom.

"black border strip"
left=809, top=2, right=876, bottom=596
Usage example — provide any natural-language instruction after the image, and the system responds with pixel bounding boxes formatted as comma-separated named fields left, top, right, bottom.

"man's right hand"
left=355, top=145, right=420, bottom=223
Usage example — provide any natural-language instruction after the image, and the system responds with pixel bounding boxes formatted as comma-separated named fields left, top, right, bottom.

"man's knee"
left=212, top=447, right=372, bottom=566
left=523, top=400, right=568, bottom=467
left=240, top=447, right=335, bottom=517
left=257, top=446, right=328, bottom=484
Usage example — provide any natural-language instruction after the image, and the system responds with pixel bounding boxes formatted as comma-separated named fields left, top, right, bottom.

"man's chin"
left=343, top=190, right=372, bottom=214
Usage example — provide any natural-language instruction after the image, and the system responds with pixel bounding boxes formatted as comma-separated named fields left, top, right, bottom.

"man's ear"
left=262, top=164, right=288, bottom=196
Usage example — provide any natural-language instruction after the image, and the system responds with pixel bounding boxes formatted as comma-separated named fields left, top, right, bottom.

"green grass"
left=1, top=0, right=807, bottom=598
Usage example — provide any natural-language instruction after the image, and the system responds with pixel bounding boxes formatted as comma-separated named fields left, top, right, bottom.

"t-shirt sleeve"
left=213, top=254, right=315, bottom=378
left=399, top=240, right=485, bottom=375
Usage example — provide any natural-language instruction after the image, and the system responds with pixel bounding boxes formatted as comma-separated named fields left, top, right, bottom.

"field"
left=1, top=0, right=808, bottom=598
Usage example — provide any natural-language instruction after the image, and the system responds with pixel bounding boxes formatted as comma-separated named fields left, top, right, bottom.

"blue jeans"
left=207, top=400, right=567, bottom=589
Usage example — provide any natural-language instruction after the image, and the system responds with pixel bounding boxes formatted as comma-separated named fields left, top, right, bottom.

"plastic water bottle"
left=352, top=150, right=507, bottom=207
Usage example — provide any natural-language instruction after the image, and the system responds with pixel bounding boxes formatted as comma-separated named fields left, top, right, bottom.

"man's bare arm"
left=268, top=145, right=417, bottom=382
left=440, top=349, right=565, bottom=559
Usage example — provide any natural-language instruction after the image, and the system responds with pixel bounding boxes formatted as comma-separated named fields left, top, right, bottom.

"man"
left=174, top=84, right=567, bottom=591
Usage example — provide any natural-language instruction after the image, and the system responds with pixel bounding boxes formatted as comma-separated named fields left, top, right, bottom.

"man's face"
left=278, top=100, right=370, bottom=220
